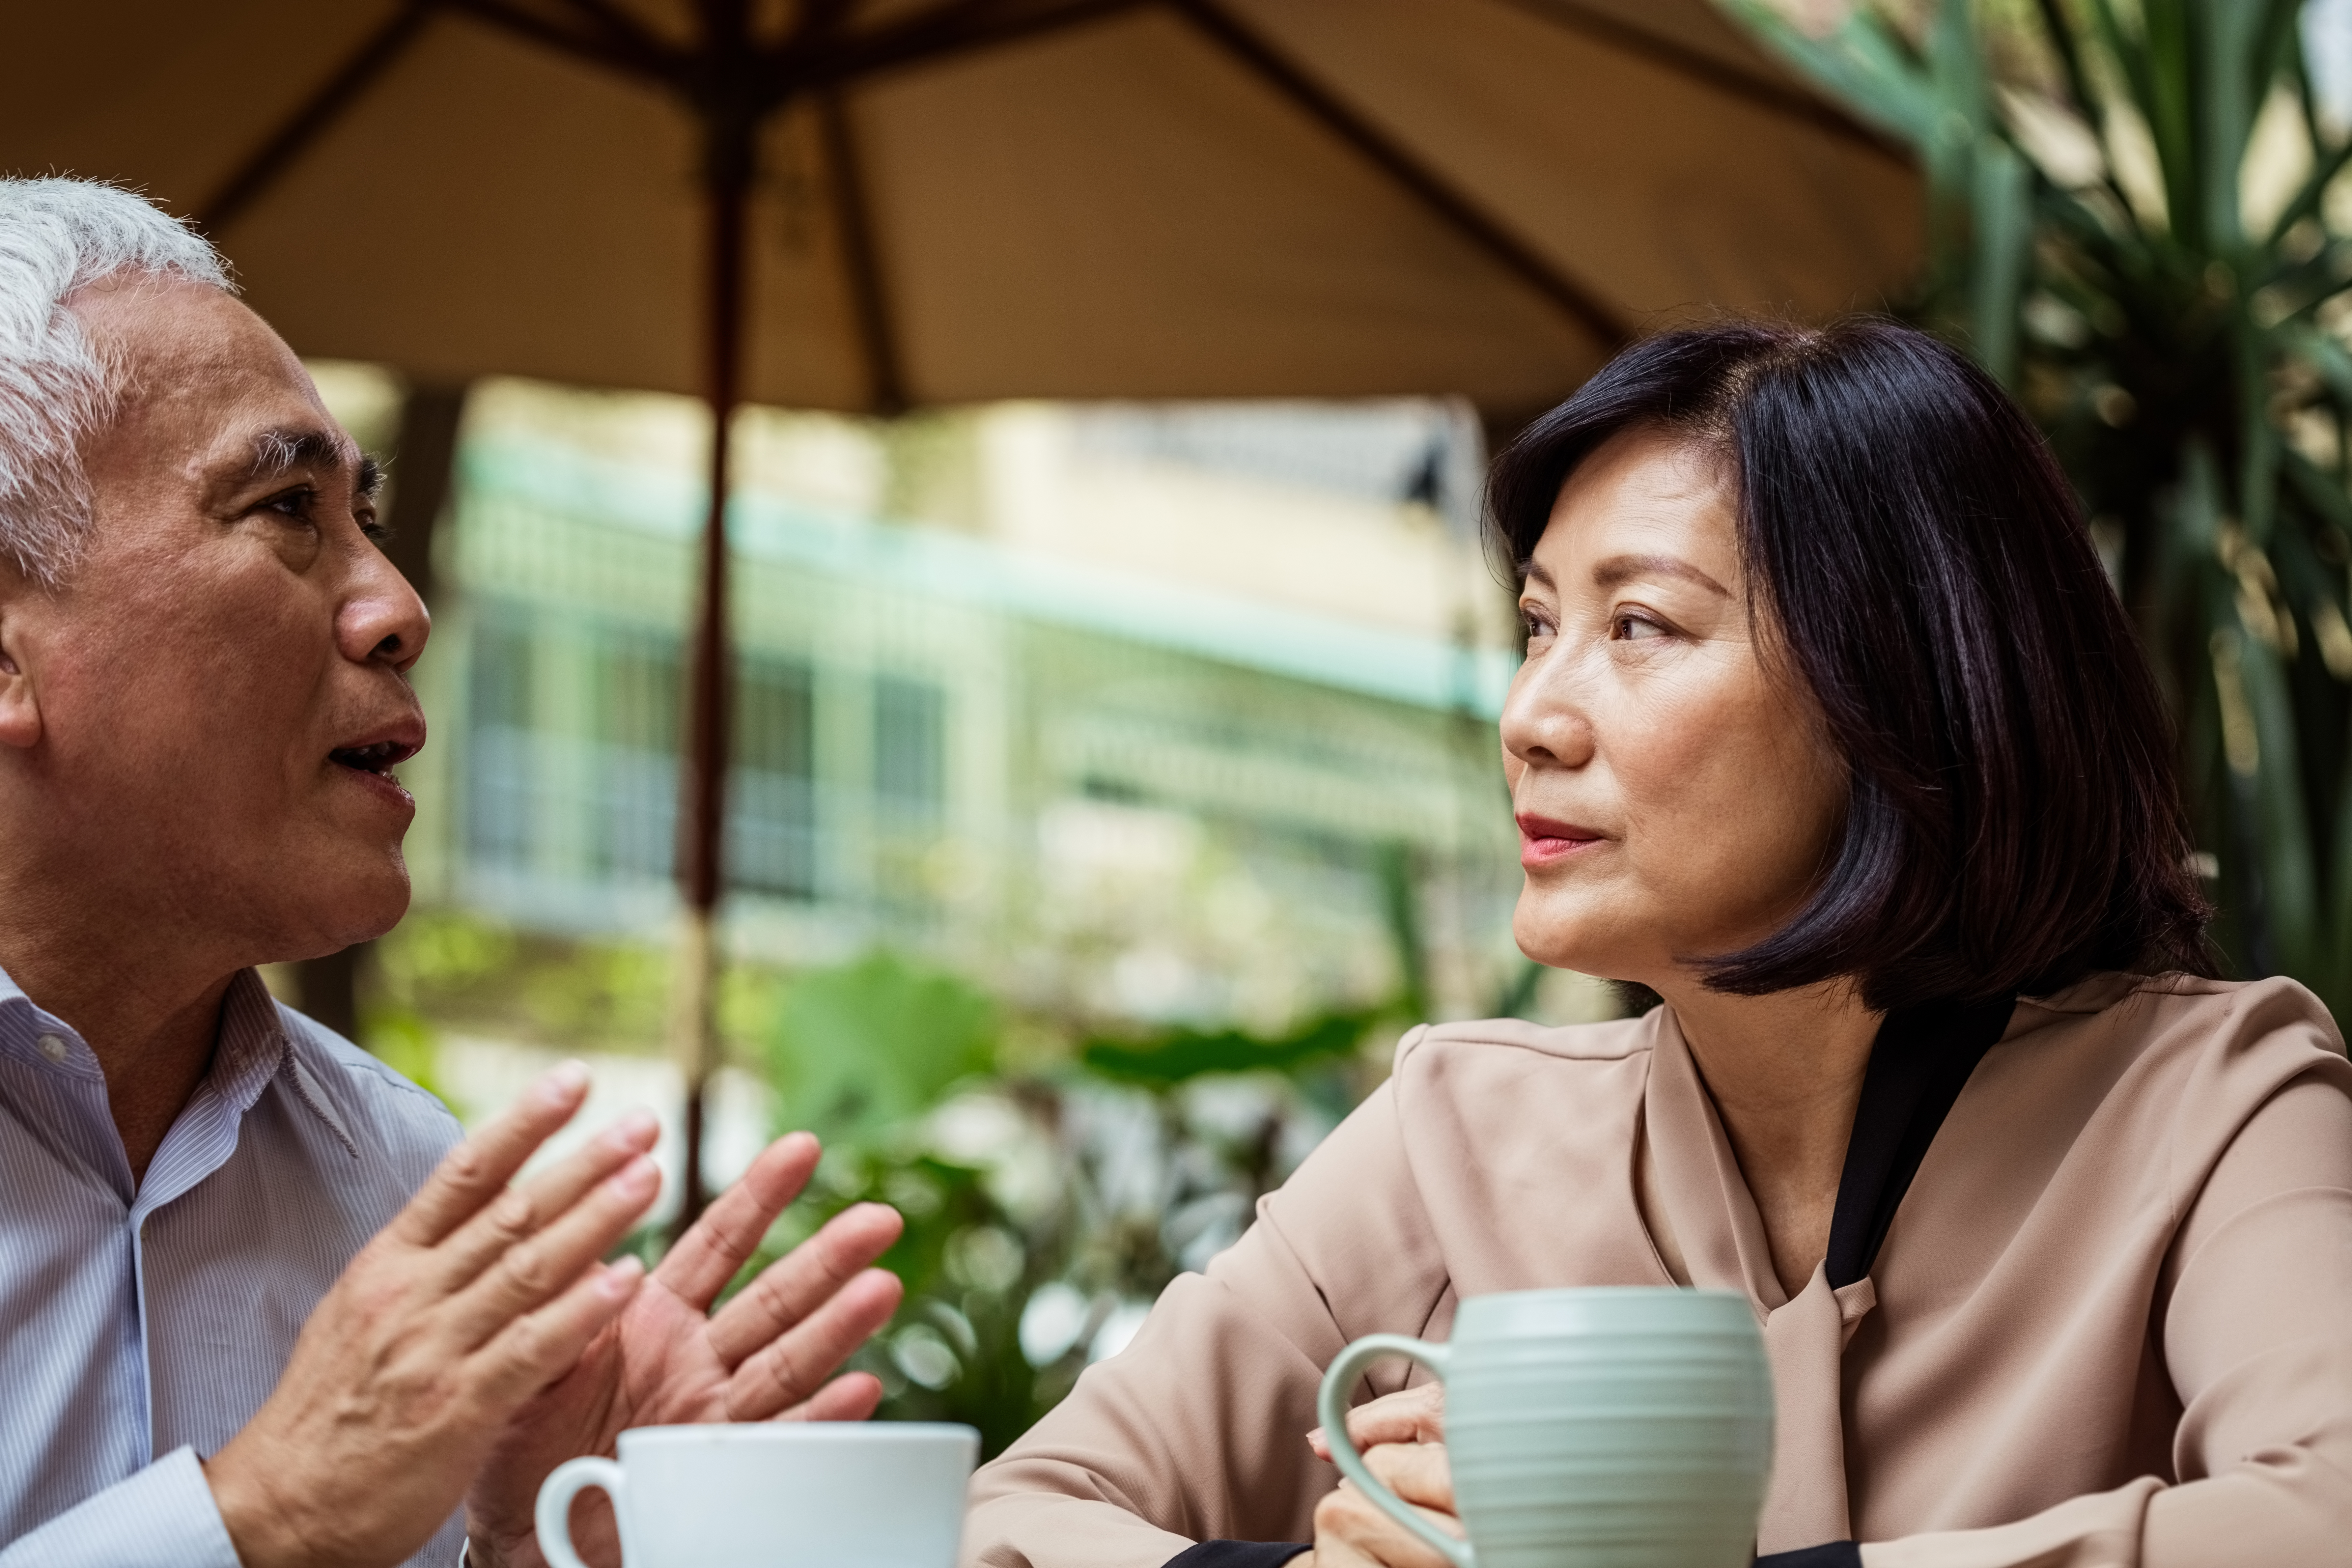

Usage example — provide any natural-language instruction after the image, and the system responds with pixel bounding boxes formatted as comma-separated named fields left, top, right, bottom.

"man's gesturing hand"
left=464, top=1129, right=905, bottom=1568
left=206, top=1063, right=664, bottom=1568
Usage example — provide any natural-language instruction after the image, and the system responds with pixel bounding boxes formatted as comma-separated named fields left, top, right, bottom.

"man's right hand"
left=206, top=1063, right=662, bottom=1568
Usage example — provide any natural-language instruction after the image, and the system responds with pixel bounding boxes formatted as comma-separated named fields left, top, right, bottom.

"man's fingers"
left=724, top=1267, right=903, bottom=1420
left=655, top=1132, right=823, bottom=1310
left=445, top=1154, right=662, bottom=1349
left=476, top=1257, right=646, bottom=1408
left=388, top=1063, right=591, bottom=1247
left=705, top=1201, right=902, bottom=1367
left=776, top=1370, right=886, bottom=1423
left=429, top=1109, right=660, bottom=1291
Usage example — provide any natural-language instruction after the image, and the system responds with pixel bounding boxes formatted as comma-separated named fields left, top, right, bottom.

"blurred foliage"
left=742, top=950, right=1400, bottom=1457
left=719, top=835, right=1541, bottom=1457
left=1077, top=1008, right=1377, bottom=1087
left=768, top=954, right=999, bottom=1145
left=369, top=906, right=783, bottom=1060
left=1728, top=0, right=2352, bottom=1004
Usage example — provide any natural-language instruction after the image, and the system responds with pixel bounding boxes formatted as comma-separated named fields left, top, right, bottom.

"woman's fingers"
left=1363, top=1441, right=1455, bottom=1512
left=775, top=1370, right=886, bottom=1423
left=476, top=1257, right=646, bottom=1408
left=444, top=1154, right=663, bottom=1350
left=1313, top=1453, right=1460, bottom=1568
left=388, top=1063, right=591, bottom=1247
left=705, top=1202, right=903, bottom=1368
left=656, top=1133, right=823, bottom=1312
left=724, top=1267, right=903, bottom=1420
left=428, top=1109, right=660, bottom=1292
left=1309, top=1383, right=1447, bottom=1461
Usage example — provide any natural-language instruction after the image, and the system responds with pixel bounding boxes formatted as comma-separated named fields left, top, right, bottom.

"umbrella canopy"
left=2, top=0, right=1915, bottom=414
left=1, top=0, right=1917, bottom=1220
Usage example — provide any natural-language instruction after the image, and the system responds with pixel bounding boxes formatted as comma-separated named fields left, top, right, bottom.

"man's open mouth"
left=330, top=740, right=417, bottom=777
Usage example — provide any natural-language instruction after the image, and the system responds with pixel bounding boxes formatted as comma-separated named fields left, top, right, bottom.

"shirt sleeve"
left=1860, top=1070, right=2352, bottom=1568
left=961, top=1062, right=1455, bottom=1568
left=0, top=1446, right=241, bottom=1568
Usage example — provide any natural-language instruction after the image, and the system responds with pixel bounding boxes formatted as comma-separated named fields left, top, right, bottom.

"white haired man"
left=0, top=177, right=905, bottom=1568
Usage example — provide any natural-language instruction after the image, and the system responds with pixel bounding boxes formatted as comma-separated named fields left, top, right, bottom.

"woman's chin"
left=1512, top=900, right=1629, bottom=978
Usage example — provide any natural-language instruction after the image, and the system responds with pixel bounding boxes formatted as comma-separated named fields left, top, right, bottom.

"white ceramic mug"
left=1319, top=1287, right=1773, bottom=1568
left=534, top=1422, right=979, bottom=1568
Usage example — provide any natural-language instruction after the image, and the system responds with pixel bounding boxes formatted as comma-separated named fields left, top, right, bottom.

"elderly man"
left=0, top=178, right=905, bottom=1567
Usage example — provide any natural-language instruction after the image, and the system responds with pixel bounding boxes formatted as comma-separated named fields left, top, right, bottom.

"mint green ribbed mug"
left=1318, top=1288, right=1773, bottom=1568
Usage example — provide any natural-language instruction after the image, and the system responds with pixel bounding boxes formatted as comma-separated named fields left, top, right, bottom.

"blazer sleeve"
left=961, top=1047, right=1456, bottom=1568
left=1861, top=1067, right=2352, bottom=1568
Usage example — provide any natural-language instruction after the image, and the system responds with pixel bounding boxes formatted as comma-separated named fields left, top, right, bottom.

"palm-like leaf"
left=1724, top=0, right=2352, bottom=1002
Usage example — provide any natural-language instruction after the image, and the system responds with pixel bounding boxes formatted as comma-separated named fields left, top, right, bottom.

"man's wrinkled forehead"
left=72, top=280, right=368, bottom=499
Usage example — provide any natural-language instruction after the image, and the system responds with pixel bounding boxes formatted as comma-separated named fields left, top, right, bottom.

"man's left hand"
left=464, top=1131, right=904, bottom=1568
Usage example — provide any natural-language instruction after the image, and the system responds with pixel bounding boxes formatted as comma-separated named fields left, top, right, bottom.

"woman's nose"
left=1500, top=657, right=1594, bottom=770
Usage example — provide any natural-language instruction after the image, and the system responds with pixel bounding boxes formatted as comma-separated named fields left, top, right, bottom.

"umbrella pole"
left=672, top=121, right=753, bottom=1240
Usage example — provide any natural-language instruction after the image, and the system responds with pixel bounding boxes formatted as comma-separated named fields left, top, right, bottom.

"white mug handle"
left=1317, top=1334, right=1470, bottom=1568
left=536, top=1455, right=627, bottom=1568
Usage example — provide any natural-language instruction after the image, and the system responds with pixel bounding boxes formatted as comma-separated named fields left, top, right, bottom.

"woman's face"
left=1502, top=425, right=1846, bottom=990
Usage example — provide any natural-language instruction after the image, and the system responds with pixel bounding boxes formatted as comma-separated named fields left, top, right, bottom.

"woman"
left=962, top=320, right=2352, bottom=1568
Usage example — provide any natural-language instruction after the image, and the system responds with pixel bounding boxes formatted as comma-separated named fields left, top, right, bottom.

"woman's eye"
left=1613, top=612, right=1668, bottom=641
left=1520, top=608, right=1556, bottom=641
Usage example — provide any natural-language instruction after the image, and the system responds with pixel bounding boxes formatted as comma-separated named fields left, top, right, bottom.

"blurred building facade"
left=323, top=367, right=1537, bottom=1034
left=300, top=367, right=1625, bottom=1244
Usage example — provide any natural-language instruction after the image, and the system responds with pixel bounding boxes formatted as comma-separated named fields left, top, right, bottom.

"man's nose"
left=338, top=545, right=431, bottom=672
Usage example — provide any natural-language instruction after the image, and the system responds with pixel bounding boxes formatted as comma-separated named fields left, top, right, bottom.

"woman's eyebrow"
left=1590, top=552, right=1732, bottom=597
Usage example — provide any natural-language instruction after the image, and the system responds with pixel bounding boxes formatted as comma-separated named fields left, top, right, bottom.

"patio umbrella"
left=0, top=0, right=1917, bottom=1222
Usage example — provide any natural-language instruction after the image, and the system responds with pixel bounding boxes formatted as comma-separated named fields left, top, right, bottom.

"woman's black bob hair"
left=1487, top=317, right=2212, bottom=1010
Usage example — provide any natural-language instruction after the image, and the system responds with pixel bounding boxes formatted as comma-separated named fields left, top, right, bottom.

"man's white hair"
left=0, top=178, right=232, bottom=587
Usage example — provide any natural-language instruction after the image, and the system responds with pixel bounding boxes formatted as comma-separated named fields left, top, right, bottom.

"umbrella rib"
left=775, top=0, right=1150, bottom=97
left=439, top=0, right=681, bottom=84
left=1490, top=0, right=1906, bottom=163
left=817, top=91, right=912, bottom=414
left=195, top=1, right=439, bottom=234
left=543, top=0, right=685, bottom=72
left=1168, top=0, right=1628, bottom=352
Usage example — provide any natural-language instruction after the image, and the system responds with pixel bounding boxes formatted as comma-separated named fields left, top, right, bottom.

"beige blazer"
left=964, top=974, right=2352, bottom=1567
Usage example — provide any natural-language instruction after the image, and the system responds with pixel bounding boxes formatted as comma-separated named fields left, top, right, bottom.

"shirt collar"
left=0, top=961, right=293, bottom=1115
left=209, top=969, right=295, bottom=1121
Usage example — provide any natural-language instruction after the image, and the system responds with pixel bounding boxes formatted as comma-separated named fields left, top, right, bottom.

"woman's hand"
left=1302, top=1384, right=1460, bottom=1568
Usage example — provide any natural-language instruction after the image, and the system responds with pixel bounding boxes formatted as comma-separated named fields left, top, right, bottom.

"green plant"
left=766, top=952, right=1000, bottom=1146
left=1728, top=0, right=2352, bottom=1003
left=730, top=947, right=1409, bottom=1456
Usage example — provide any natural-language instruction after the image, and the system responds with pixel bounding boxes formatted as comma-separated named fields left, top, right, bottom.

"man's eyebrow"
left=239, top=426, right=357, bottom=485
left=1590, top=552, right=1732, bottom=597
left=357, top=454, right=384, bottom=501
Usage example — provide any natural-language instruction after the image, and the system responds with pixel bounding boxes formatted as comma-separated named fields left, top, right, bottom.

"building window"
left=587, top=627, right=681, bottom=880
left=730, top=655, right=817, bottom=898
left=468, top=607, right=537, bottom=869
left=874, top=674, right=945, bottom=821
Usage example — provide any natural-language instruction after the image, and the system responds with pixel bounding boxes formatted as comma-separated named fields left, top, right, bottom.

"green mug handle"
left=1317, top=1334, right=1471, bottom=1568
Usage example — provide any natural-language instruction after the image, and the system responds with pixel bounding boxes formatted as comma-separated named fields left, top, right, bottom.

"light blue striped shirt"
left=0, top=964, right=466, bottom=1567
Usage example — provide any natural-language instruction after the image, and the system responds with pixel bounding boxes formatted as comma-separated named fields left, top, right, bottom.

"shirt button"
left=36, top=1033, right=67, bottom=1063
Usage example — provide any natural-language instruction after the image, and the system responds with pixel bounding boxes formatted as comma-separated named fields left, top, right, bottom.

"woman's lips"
left=1517, top=813, right=1604, bottom=868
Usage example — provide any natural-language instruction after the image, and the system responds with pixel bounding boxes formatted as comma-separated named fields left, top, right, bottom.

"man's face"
left=1, top=276, right=429, bottom=965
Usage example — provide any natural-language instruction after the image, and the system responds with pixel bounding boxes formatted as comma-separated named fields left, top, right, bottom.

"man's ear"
left=0, top=628, right=41, bottom=750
